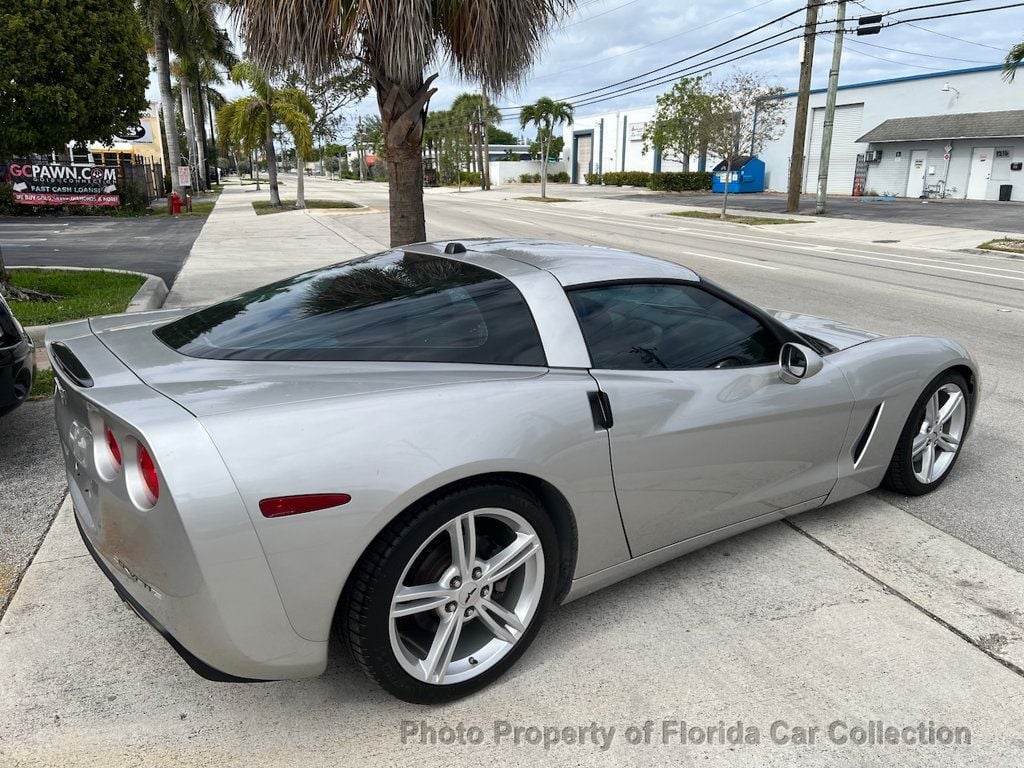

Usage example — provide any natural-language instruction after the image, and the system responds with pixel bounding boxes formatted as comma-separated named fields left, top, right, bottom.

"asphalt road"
left=612, top=190, right=1024, bottom=233
left=0, top=215, right=204, bottom=287
left=0, top=399, right=66, bottom=619
left=303, top=176, right=1024, bottom=574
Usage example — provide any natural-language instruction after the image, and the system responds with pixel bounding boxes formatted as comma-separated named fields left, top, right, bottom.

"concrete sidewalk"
left=165, top=185, right=380, bottom=308
left=3, top=181, right=1024, bottom=766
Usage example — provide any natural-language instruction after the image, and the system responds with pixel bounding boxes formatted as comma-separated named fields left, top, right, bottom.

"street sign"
left=944, top=153, right=951, bottom=161
left=178, top=166, right=191, bottom=188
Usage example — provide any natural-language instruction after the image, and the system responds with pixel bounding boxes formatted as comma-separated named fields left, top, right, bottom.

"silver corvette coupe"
left=49, top=239, right=978, bottom=703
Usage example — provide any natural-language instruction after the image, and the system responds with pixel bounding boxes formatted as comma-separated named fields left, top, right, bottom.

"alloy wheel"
left=388, top=508, right=545, bottom=685
left=912, top=383, right=966, bottom=484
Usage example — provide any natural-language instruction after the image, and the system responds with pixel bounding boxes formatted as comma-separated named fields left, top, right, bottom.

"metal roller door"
left=805, top=103, right=864, bottom=195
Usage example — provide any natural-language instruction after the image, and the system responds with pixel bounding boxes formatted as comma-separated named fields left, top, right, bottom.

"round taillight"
left=104, top=426, right=122, bottom=469
left=138, top=444, right=159, bottom=502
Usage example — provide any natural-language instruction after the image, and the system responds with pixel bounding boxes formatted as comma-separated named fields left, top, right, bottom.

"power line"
left=498, top=2, right=822, bottom=110
left=558, top=0, right=645, bottom=30
left=527, top=0, right=779, bottom=83
left=852, top=0, right=1011, bottom=50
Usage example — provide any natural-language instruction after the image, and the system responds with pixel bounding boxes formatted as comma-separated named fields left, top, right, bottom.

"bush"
left=584, top=173, right=602, bottom=185
left=549, top=171, right=570, bottom=183
left=519, top=172, right=541, bottom=183
left=459, top=171, right=481, bottom=186
left=116, top=180, right=148, bottom=215
left=0, top=183, right=19, bottom=216
left=648, top=171, right=713, bottom=192
left=600, top=171, right=650, bottom=187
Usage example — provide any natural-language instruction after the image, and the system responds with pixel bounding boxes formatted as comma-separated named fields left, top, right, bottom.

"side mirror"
left=779, top=342, right=824, bottom=385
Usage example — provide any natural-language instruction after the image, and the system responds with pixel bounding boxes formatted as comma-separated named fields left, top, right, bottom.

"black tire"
left=339, top=483, right=560, bottom=704
left=882, top=370, right=972, bottom=496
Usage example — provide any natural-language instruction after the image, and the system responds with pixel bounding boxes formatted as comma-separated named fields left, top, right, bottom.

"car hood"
left=766, top=310, right=883, bottom=350
left=88, top=309, right=545, bottom=417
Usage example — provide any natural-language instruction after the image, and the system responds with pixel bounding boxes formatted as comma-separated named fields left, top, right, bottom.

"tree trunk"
left=295, top=153, right=305, bottom=208
left=195, top=83, right=210, bottom=191
left=154, top=25, right=183, bottom=196
left=180, top=83, right=199, bottom=192
left=721, top=158, right=732, bottom=219
left=265, top=119, right=281, bottom=206
left=540, top=139, right=548, bottom=199
left=375, top=71, right=437, bottom=246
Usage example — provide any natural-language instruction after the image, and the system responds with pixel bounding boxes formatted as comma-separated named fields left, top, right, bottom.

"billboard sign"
left=3, top=161, right=121, bottom=206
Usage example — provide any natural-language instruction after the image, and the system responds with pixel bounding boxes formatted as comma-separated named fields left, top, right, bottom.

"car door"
left=568, top=282, right=855, bottom=557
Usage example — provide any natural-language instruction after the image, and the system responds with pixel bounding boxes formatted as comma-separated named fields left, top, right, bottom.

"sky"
left=153, top=0, right=1023, bottom=141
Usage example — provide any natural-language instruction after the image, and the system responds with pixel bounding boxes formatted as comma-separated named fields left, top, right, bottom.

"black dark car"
left=1, top=293, right=34, bottom=416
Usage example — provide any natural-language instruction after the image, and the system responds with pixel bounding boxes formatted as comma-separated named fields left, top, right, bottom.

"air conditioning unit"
left=864, top=150, right=883, bottom=162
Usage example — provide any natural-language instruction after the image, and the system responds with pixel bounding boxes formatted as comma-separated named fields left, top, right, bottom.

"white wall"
left=861, top=139, right=1024, bottom=201
left=759, top=66, right=1024, bottom=198
left=561, top=106, right=695, bottom=181
left=487, top=160, right=568, bottom=185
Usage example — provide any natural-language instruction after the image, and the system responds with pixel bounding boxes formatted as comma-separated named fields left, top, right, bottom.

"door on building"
left=572, top=133, right=593, bottom=184
left=905, top=150, right=929, bottom=197
left=805, top=103, right=864, bottom=195
left=966, top=147, right=993, bottom=199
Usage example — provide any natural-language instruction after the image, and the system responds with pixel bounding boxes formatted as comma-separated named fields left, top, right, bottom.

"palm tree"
left=218, top=61, right=314, bottom=208
left=139, top=0, right=187, bottom=195
left=519, top=97, right=574, bottom=199
left=231, top=0, right=577, bottom=246
left=452, top=93, right=501, bottom=189
left=1005, top=42, right=1024, bottom=81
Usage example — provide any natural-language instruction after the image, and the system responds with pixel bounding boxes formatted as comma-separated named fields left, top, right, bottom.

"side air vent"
left=444, top=242, right=467, bottom=254
left=50, top=342, right=94, bottom=388
left=851, top=402, right=884, bottom=467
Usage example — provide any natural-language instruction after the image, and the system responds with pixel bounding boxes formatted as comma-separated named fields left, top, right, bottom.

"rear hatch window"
left=155, top=250, right=546, bottom=365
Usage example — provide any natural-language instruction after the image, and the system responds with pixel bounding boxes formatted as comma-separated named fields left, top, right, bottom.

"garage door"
left=805, top=103, right=864, bottom=196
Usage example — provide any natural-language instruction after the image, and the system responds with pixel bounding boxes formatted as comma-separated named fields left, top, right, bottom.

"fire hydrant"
left=168, top=191, right=182, bottom=214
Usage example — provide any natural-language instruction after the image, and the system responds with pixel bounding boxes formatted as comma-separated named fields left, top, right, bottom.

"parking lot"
left=0, top=215, right=204, bottom=287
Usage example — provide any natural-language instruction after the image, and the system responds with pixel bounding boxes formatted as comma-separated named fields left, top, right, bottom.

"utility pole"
left=475, top=105, right=486, bottom=190
left=356, top=117, right=366, bottom=181
left=815, top=0, right=847, bottom=214
left=786, top=0, right=822, bottom=213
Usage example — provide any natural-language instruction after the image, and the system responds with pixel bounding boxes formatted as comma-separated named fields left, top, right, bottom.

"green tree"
left=233, top=0, right=577, bottom=245
left=0, top=0, right=149, bottom=158
left=452, top=93, right=501, bottom=188
left=488, top=126, right=518, bottom=146
left=519, top=97, right=574, bottom=198
left=642, top=75, right=714, bottom=170
left=1005, top=42, right=1023, bottom=80
left=217, top=62, right=315, bottom=207
left=704, top=70, right=785, bottom=219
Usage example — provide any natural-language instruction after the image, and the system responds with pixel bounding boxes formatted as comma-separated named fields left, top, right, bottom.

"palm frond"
left=1004, top=42, right=1024, bottom=81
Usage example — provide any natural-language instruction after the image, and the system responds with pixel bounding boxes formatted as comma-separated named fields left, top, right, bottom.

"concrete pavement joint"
left=784, top=517, right=1024, bottom=680
left=0, top=493, right=66, bottom=624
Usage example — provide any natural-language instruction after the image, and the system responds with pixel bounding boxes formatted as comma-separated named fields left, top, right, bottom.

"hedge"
left=582, top=171, right=713, bottom=192
left=648, top=171, right=713, bottom=191
left=519, top=171, right=569, bottom=184
left=519, top=173, right=541, bottom=183
left=459, top=171, right=481, bottom=185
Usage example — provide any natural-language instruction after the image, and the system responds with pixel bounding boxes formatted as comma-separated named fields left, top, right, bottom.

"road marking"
left=0, top=237, right=47, bottom=242
left=674, top=249, right=780, bottom=270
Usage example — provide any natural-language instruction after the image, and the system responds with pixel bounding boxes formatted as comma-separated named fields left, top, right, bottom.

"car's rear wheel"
left=883, top=371, right=971, bottom=496
left=341, top=484, right=559, bottom=703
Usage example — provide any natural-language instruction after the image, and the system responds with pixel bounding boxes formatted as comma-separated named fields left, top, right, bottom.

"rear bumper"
left=76, top=512, right=260, bottom=683
left=0, top=340, right=34, bottom=417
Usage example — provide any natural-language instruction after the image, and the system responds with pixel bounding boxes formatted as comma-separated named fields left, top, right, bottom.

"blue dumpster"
left=711, top=156, right=765, bottom=194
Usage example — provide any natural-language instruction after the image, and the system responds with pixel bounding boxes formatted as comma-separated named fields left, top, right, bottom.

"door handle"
left=588, top=391, right=614, bottom=430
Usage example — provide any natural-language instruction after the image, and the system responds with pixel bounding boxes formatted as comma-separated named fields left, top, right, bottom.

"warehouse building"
left=562, top=65, right=1023, bottom=202
left=758, top=65, right=1024, bottom=201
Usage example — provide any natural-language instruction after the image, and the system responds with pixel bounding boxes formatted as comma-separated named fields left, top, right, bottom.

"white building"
left=759, top=65, right=1024, bottom=201
left=561, top=105, right=695, bottom=183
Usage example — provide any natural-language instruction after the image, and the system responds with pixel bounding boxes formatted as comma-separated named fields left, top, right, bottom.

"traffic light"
left=857, top=14, right=882, bottom=35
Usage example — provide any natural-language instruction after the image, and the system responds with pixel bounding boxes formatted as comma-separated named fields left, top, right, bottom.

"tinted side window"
left=156, top=251, right=546, bottom=365
left=568, top=283, right=780, bottom=370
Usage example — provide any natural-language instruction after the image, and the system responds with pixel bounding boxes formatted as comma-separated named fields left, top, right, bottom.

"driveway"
left=0, top=215, right=204, bottom=287
left=608, top=191, right=1024, bottom=234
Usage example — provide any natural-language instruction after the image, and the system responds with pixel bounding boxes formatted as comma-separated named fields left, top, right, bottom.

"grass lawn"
left=978, top=238, right=1024, bottom=254
left=669, top=210, right=807, bottom=225
left=5, top=269, right=146, bottom=326
left=252, top=199, right=361, bottom=215
left=29, top=368, right=55, bottom=400
left=149, top=199, right=218, bottom=217
left=517, top=196, right=574, bottom=203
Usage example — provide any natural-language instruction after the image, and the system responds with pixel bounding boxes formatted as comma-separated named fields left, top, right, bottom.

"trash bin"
left=999, top=184, right=1012, bottom=201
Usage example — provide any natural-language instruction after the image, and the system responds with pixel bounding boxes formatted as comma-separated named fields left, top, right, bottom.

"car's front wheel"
left=341, top=484, right=559, bottom=703
left=883, top=370, right=971, bottom=495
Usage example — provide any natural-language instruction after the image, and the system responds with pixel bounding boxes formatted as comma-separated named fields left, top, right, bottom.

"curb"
left=12, top=267, right=168, bottom=352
